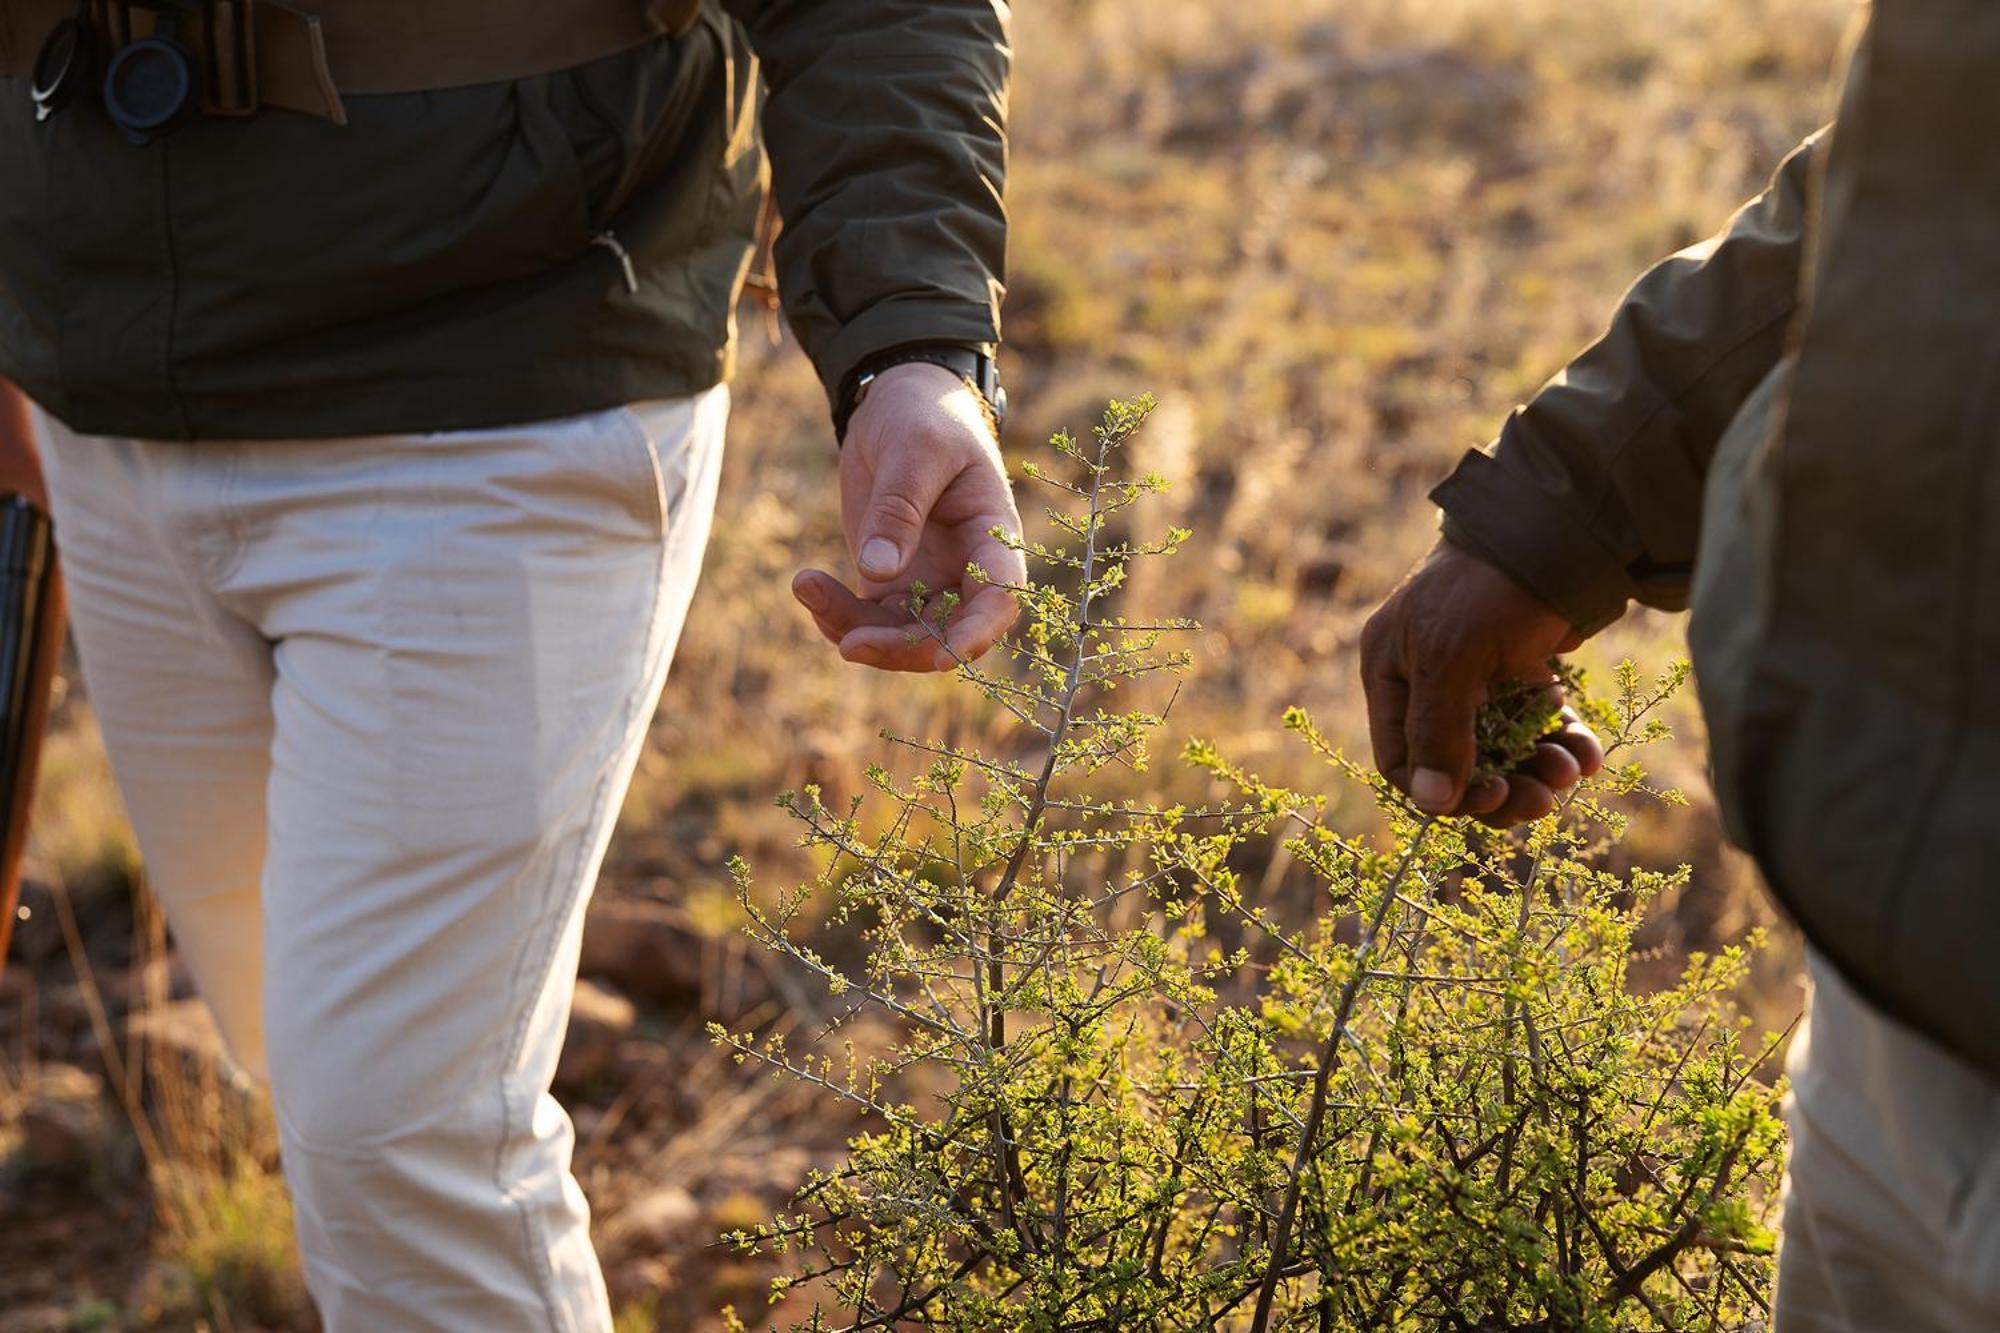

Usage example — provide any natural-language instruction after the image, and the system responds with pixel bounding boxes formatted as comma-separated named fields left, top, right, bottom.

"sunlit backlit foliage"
left=717, top=400, right=1783, bottom=1331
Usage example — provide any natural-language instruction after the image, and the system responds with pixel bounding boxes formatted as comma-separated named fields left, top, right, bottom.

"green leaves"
left=1471, top=664, right=1573, bottom=788
left=718, top=404, right=1782, bottom=1331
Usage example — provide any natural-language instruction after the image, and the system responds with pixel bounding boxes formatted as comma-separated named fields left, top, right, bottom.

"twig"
left=1249, top=818, right=1436, bottom=1332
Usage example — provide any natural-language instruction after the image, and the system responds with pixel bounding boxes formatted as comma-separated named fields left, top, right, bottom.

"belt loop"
left=258, top=0, right=346, bottom=127
left=202, top=0, right=258, bottom=115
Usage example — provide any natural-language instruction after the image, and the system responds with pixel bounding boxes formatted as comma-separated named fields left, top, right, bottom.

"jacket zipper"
left=591, top=231, right=640, bottom=295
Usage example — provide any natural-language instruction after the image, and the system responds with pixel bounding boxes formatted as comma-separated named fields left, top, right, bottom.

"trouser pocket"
left=1779, top=954, right=2000, bottom=1325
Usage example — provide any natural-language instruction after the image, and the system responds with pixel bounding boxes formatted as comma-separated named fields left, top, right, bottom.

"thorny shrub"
left=714, top=398, right=1786, bottom=1331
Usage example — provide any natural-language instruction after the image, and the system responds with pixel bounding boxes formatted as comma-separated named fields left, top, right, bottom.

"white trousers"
left=1774, top=951, right=2000, bottom=1330
left=37, top=389, right=728, bottom=1332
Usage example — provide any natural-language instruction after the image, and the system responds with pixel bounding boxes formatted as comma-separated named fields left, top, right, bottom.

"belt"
left=1, top=0, right=697, bottom=127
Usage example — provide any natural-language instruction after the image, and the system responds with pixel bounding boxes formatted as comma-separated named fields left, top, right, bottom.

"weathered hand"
left=1360, top=538, right=1605, bottom=825
left=793, top=362, right=1027, bottom=672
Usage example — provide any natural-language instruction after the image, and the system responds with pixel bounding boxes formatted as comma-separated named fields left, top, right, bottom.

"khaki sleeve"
left=1430, top=131, right=1823, bottom=634
left=720, top=0, right=1011, bottom=411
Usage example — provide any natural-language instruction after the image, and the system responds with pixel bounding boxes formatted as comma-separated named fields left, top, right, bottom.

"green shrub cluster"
left=715, top=399, right=1785, bottom=1331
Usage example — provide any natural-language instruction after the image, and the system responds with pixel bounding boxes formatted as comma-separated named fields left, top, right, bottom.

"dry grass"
left=0, top=0, right=1848, bottom=1327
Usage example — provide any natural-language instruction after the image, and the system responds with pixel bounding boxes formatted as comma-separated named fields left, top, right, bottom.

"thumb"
left=1404, top=662, right=1483, bottom=815
left=856, top=446, right=956, bottom=583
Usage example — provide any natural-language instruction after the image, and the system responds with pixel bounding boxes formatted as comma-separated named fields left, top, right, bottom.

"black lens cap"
left=103, top=33, right=195, bottom=144
left=30, top=17, right=97, bottom=122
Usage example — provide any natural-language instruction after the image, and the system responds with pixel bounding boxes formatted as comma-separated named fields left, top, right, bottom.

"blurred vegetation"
left=1, top=0, right=1844, bottom=1327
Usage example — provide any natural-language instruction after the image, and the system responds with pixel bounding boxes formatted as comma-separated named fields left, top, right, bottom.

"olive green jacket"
left=0, top=1, right=1010, bottom=439
left=1435, top=1, right=2000, bottom=1077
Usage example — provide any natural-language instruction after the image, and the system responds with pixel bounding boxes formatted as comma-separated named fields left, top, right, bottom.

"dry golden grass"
left=1, top=1, right=1848, bottom=1327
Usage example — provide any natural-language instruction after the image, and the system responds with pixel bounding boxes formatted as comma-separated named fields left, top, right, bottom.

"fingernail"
left=859, top=537, right=899, bottom=578
left=1411, top=768, right=1454, bottom=812
left=794, top=577, right=826, bottom=611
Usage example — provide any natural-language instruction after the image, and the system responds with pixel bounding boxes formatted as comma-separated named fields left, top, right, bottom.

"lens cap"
left=30, top=17, right=96, bottom=123
left=103, top=32, right=195, bottom=144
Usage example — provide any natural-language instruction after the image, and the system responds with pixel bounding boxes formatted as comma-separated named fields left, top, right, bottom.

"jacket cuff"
left=813, top=298, right=1001, bottom=417
left=1430, top=448, right=1638, bottom=637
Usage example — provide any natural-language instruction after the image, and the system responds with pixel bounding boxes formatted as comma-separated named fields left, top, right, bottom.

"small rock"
left=570, top=1105, right=605, bottom=1141
left=18, top=1063, right=106, bottom=1174
left=579, top=899, right=707, bottom=1005
left=126, top=997, right=238, bottom=1079
left=612, top=1036, right=672, bottom=1081
left=31, top=980, right=94, bottom=1039
left=1294, top=554, right=1345, bottom=595
left=104, top=953, right=198, bottom=1011
left=557, top=979, right=638, bottom=1090
left=124, top=997, right=259, bottom=1131
left=0, top=1302, right=76, bottom=1333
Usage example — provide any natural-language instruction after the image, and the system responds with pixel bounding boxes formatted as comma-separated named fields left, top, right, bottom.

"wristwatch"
left=833, top=343, right=1007, bottom=445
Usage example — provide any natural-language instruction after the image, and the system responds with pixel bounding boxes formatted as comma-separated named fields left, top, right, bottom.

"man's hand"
left=792, top=362, right=1027, bottom=672
left=1360, top=539, right=1605, bottom=825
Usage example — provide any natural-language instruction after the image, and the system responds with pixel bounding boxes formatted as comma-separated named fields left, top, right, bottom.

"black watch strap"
left=833, top=343, right=1006, bottom=445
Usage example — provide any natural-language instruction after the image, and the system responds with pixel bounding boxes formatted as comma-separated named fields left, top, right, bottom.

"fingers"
left=1455, top=774, right=1509, bottom=819
left=1403, top=658, right=1484, bottom=816
left=940, top=526, right=1025, bottom=659
left=790, top=569, right=844, bottom=640
left=790, top=571, right=941, bottom=670
left=1477, top=774, right=1558, bottom=827
left=838, top=624, right=955, bottom=673
left=793, top=569, right=899, bottom=640
left=791, top=567, right=1012, bottom=673
left=1363, top=607, right=1498, bottom=817
left=855, top=447, right=958, bottom=584
left=1474, top=728, right=1600, bottom=828
left=1362, top=658, right=1412, bottom=793
left=1363, top=605, right=1608, bottom=827
left=1518, top=739, right=1582, bottom=793
left=942, top=581, right=1018, bottom=663
left=1546, top=710, right=1605, bottom=778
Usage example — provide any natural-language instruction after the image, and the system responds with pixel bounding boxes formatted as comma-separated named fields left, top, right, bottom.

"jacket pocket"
left=604, top=405, right=670, bottom=541
left=166, top=80, right=601, bottom=380
left=546, top=27, right=715, bottom=233
left=0, top=102, right=61, bottom=403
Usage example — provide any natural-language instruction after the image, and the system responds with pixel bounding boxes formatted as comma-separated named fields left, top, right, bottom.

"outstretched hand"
left=792, top=362, right=1027, bottom=672
left=1360, top=539, right=1605, bottom=825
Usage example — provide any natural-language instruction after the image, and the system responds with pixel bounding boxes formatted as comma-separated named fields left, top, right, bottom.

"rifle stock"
left=0, top=381, right=64, bottom=970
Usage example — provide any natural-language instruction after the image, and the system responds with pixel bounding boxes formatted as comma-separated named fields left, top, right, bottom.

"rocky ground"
left=0, top=817, right=860, bottom=1331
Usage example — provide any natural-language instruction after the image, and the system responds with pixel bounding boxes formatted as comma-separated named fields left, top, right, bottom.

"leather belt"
left=1, top=0, right=697, bottom=127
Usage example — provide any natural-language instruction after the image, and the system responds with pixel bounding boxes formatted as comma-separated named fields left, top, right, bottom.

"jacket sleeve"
left=721, top=0, right=1011, bottom=409
left=1429, top=130, right=1824, bottom=634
